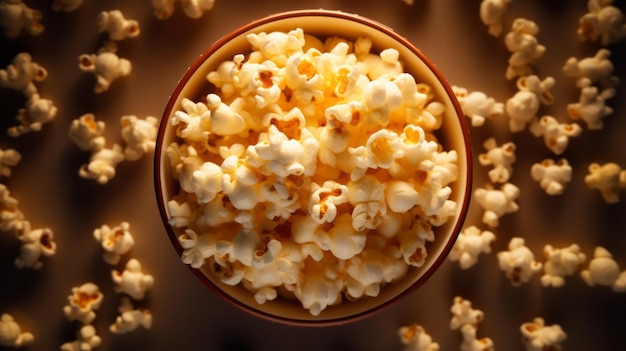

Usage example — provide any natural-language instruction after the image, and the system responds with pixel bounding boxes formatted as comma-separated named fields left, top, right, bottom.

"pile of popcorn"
left=165, top=27, right=460, bottom=315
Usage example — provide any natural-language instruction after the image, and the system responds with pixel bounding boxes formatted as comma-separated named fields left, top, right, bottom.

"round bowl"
left=154, top=9, right=472, bottom=326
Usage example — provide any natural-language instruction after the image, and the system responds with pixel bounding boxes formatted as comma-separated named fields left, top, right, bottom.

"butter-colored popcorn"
left=505, top=91, right=539, bottom=132
left=398, top=324, right=440, bottom=351
left=97, top=10, right=140, bottom=41
left=111, top=258, right=154, bottom=300
left=0, top=184, right=23, bottom=233
left=452, top=86, right=504, bottom=127
left=530, top=159, right=572, bottom=196
left=0, top=0, right=43, bottom=38
left=478, top=138, right=516, bottom=184
left=120, top=115, right=158, bottom=161
left=567, top=85, right=614, bottom=130
left=449, top=226, right=496, bottom=270
left=0, top=147, right=20, bottom=177
left=52, top=0, right=84, bottom=12
left=516, top=75, right=556, bottom=105
left=14, top=225, right=56, bottom=269
left=563, top=48, right=619, bottom=90
left=581, top=246, right=626, bottom=292
left=309, top=180, right=349, bottom=223
left=78, top=144, right=125, bottom=184
left=584, top=162, right=626, bottom=203
left=541, top=244, right=586, bottom=288
left=0, top=52, right=46, bottom=97
left=246, top=28, right=305, bottom=66
left=68, top=113, right=106, bottom=152
left=504, top=18, right=546, bottom=80
left=480, top=0, right=512, bottom=37
left=474, top=183, right=520, bottom=228
left=292, top=254, right=344, bottom=316
left=93, top=221, right=135, bottom=265
left=8, top=93, right=57, bottom=137
left=0, top=313, right=33, bottom=348
left=60, top=325, right=101, bottom=351
left=529, top=116, right=582, bottom=155
left=109, top=297, right=152, bottom=334
left=520, top=317, right=566, bottom=351
left=78, top=40, right=132, bottom=93
left=497, top=237, right=542, bottom=286
left=206, top=94, right=246, bottom=136
left=460, top=324, right=494, bottom=351
left=62, top=283, right=104, bottom=324
left=450, top=296, right=484, bottom=330
left=348, top=175, right=387, bottom=231
left=578, top=0, right=626, bottom=46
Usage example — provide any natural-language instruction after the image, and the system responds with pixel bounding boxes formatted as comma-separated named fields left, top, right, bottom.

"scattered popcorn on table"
left=14, top=225, right=57, bottom=269
left=97, top=9, right=140, bottom=41
left=109, top=297, right=152, bottom=334
left=0, top=0, right=43, bottom=38
left=474, top=182, right=520, bottom=228
left=540, top=243, right=586, bottom=288
left=479, top=0, right=512, bottom=37
left=51, top=0, right=84, bottom=12
left=0, top=52, right=47, bottom=98
left=111, top=258, right=154, bottom=300
left=478, top=138, right=516, bottom=183
left=8, top=93, right=58, bottom=137
left=68, top=113, right=106, bottom=152
left=0, top=147, right=20, bottom=177
left=120, top=115, right=158, bottom=161
left=62, top=283, right=104, bottom=324
left=78, top=40, right=132, bottom=94
left=529, top=116, right=582, bottom=155
left=452, top=86, right=504, bottom=127
left=93, top=221, right=135, bottom=265
left=505, top=90, right=539, bottom=133
left=562, top=48, right=619, bottom=90
left=516, top=75, right=556, bottom=105
left=59, top=324, right=101, bottom=351
left=504, top=18, right=546, bottom=80
left=0, top=313, right=33, bottom=348
left=151, top=0, right=215, bottom=20
left=449, top=225, right=496, bottom=270
left=530, top=158, right=572, bottom=196
left=0, top=183, right=23, bottom=233
left=78, top=143, right=125, bottom=184
left=459, top=324, right=494, bottom=351
left=398, top=324, right=440, bottom=351
left=520, top=317, right=566, bottom=351
left=450, top=296, right=484, bottom=330
left=584, top=162, right=626, bottom=203
left=580, top=246, right=626, bottom=292
left=578, top=0, right=626, bottom=46
left=567, top=85, right=614, bottom=130
left=497, top=237, right=542, bottom=286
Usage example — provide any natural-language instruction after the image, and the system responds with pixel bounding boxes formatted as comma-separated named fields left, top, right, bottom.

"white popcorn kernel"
left=68, top=113, right=106, bottom=151
left=452, top=86, right=504, bottom=127
left=398, top=324, right=440, bottom=351
left=497, top=237, right=542, bottom=286
left=450, top=296, right=484, bottom=330
left=505, top=90, right=539, bottom=132
left=584, top=162, right=626, bottom=203
left=385, top=180, right=418, bottom=213
left=480, top=0, right=512, bottom=37
left=52, top=0, right=84, bottom=12
left=60, top=325, right=101, bottom=351
left=177, top=229, right=216, bottom=268
left=350, top=129, right=404, bottom=180
left=578, top=0, right=626, bottom=46
left=0, top=52, right=47, bottom=97
left=109, top=297, right=152, bottom=334
left=459, top=324, right=494, bottom=351
left=348, top=175, right=387, bottom=231
left=449, top=225, right=496, bottom=270
left=151, top=0, right=175, bottom=19
left=398, top=218, right=434, bottom=267
left=529, top=116, right=582, bottom=155
left=93, top=221, right=135, bottom=265
left=363, top=79, right=403, bottom=126
left=520, top=317, right=566, bottom=351
left=581, top=246, right=625, bottom=291
left=78, top=143, right=125, bottom=184
left=541, top=244, right=586, bottom=288
left=206, top=93, right=246, bottom=136
left=361, top=48, right=403, bottom=80
left=309, top=180, right=349, bottom=223
left=151, top=0, right=214, bottom=19
left=62, top=283, right=104, bottom=324
left=293, top=255, right=344, bottom=316
left=478, top=138, right=516, bottom=183
left=567, top=85, right=614, bottom=130
left=324, top=213, right=366, bottom=260
left=530, top=159, right=573, bottom=196
left=0, top=184, right=23, bottom=233
left=78, top=41, right=131, bottom=93
left=504, top=18, right=546, bottom=80
left=190, top=161, right=222, bottom=204
left=14, top=226, right=56, bottom=269
left=0, top=0, right=43, bottom=38
left=111, top=258, right=154, bottom=300
left=247, top=28, right=305, bottom=65
left=97, top=10, right=140, bottom=41
left=0, top=313, right=33, bottom=348
left=8, top=93, right=57, bottom=137
left=516, top=75, right=556, bottom=105
left=563, top=48, right=619, bottom=90
left=120, top=115, right=158, bottom=161
left=0, top=147, right=20, bottom=177
left=474, top=183, right=519, bottom=228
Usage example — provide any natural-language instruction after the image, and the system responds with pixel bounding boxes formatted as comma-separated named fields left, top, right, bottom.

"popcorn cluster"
left=520, top=317, right=567, bottom=351
left=398, top=324, right=440, bottom=351
left=449, top=297, right=494, bottom=351
left=165, top=28, right=459, bottom=315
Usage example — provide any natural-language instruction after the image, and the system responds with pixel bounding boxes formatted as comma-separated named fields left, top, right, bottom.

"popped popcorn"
left=528, top=116, right=582, bottom=155
left=0, top=183, right=23, bottom=233
left=516, top=75, right=555, bottom=105
left=8, top=93, right=58, bottom=137
left=62, top=283, right=104, bottom=324
left=0, top=147, right=20, bottom=177
left=504, top=18, right=546, bottom=80
left=97, top=10, right=140, bottom=41
left=530, top=158, right=573, bottom=195
left=0, top=52, right=47, bottom=97
left=109, top=297, right=152, bottom=334
left=448, top=225, right=496, bottom=270
left=60, top=325, right=101, bottom=351
left=93, top=221, right=135, bottom=265
left=452, top=86, right=504, bottom=127
left=120, top=115, right=158, bottom=161
left=450, top=296, right=484, bottom=330
left=497, top=237, right=542, bottom=286
left=68, top=113, right=106, bottom=151
left=505, top=90, right=539, bottom=133
left=0, top=0, right=43, bottom=38
left=111, top=258, right=154, bottom=300
left=460, top=324, right=494, bottom=351
left=581, top=246, right=626, bottom=292
left=478, top=138, right=516, bottom=184
left=151, top=0, right=215, bottom=20
left=479, top=0, right=512, bottom=37
left=566, top=85, right=614, bottom=130
left=398, top=324, right=440, bottom=351
left=540, top=244, right=586, bottom=287
left=0, top=313, right=33, bottom=348
left=578, top=0, right=626, bottom=46
left=14, top=225, right=56, bottom=269
left=78, top=143, right=125, bottom=184
left=562, top=48, right=619, bottom=90
left=520, top=317, right=566, bottom=351
left=474, top=182, right=520, bottom=228
left=51, top=0, right=84, bottom=12
left=78, top=40, right=132, bottom=93
left=584, top=162, right=626, bottom=203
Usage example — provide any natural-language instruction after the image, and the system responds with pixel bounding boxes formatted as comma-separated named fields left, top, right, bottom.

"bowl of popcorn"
left=154, top=9, right=473, bottom=326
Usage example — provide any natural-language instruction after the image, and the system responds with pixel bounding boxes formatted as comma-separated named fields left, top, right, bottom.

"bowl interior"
left=155, top=10, right=472, bottom=326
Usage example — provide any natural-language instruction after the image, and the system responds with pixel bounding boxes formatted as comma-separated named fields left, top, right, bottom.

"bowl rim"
left=154, top=8, right=473, bottom=327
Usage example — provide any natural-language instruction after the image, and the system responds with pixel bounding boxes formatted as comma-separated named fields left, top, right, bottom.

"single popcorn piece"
left=530, top=159, right=573, bottom=196
left=59, top=325, right=101, bottom=351
left=474, top=182, right=520, bottom=228
left=0, top=147, right=20, bottom=177
left=450, top=296, right=484, bottom=330
left=14, top=224, right=57, bottom=269
left=398, top=324, right=440, bottom=351
left=62, top=283, right=104, bottom=324
left=563, top=48, right=619, bottom=90
left=460, top=324, right=494, bottom=351
left=151, top=0, right=215, bottom=20
left=111, top=258, right=154, bottom=300
left=0, top=313, right=34, bottom=348
left=97, top=10, right=140, bottom=41
left=120, top=115, right=158, bottom=161
left=505, top=91, right=539, bottom=133
left=480, top=0, right=512, bottom=37
left=581, top=246, right=626, bottom=292
left=78, top=144, right=125, bottom=184
left=497, top=237, right=542, bottom=286
left=449, top=225, right=496, bottom=270
left=51, top=0, right=84, bottom=12
left=578, top=0, right=626, bottom=46
left=584, top=162, right=626, bottom=203
left=478, top=138, right=516, bottom=183
left=93, top=221, right=135, bottom=265
left=0, top=0, right=43, bottom=38
left=0, top=52, right=47, bottom=97
left=529, top=116, right=582, bottom=155
left=541, top=243, right=586, bottom=288
left=78, top=40, right=132, bottom=93
left=452, top=86, right=504, bottom=127
left=0, top=184, right=23, bottom=233
left=567, top=85, right=614, bottom=130
left=109, top=297, right=152, bottom=334
left=8, top=93, right=58, bottom=137
left=516, top=75, right=556, bottom=105
left=68, top=113, right=106, bottom=152
left=520, top=317, right=566, bottom=351
left=504, top=18, right=546, bottom=80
